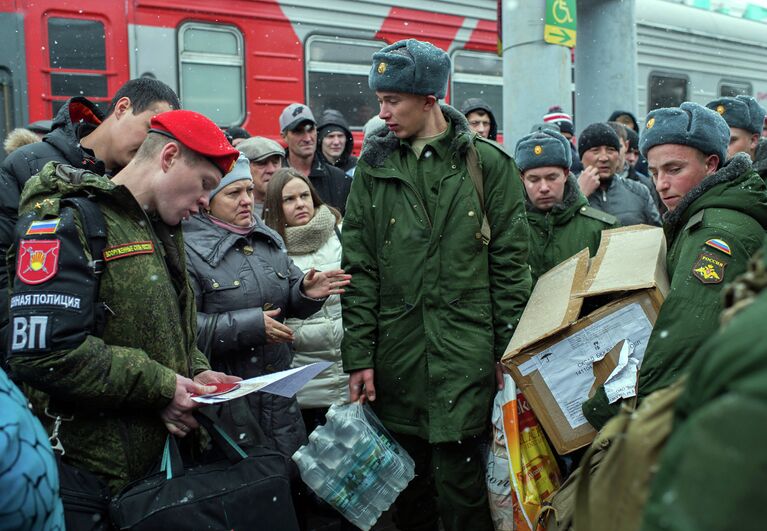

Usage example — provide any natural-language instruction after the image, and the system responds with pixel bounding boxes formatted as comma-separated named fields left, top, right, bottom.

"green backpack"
left=537, top=377, right=686, bottom=531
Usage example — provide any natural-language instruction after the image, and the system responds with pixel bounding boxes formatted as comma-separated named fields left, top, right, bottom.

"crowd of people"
left=1, top=35, right=767, bottom=531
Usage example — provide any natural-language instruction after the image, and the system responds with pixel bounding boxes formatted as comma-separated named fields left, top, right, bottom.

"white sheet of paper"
left=604, top=340, right=641, bottom=404
left=532, top=302, right=653, bottom=430
left=191, top=361, right=333, bottom=404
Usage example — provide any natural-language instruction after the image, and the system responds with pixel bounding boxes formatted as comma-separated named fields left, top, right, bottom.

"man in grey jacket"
left=577, top=122, right=661, bottom=226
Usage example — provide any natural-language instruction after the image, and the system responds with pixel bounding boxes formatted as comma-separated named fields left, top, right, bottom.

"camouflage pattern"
left=7, top=162, right=209, bottom=493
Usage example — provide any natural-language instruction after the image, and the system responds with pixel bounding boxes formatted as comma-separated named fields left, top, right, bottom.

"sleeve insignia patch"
left=705, top=238, right=731, bottom=255
left=692, top=252, right=726, bottom=284
left=17, top=239, right=60, bottom=285
left=26, top=218, right=61, bottom=235
left=103, top=241, right=155, bottom=262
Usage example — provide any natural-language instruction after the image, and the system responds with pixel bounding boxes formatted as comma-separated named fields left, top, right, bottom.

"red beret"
left=149, top=110, right=240, bottom=175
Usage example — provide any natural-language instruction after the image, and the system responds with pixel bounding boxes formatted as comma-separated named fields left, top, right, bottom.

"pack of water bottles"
left=291, top=402, right=415, bottom=530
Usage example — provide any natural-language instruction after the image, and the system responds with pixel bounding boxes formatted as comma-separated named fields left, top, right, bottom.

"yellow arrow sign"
left=544, top=0, right=577, bottom=48
left=544, top=25, right=576, bottom=47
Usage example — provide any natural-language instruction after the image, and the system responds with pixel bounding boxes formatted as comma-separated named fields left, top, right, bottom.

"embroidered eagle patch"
left=692, top=252, right=726, bottom=284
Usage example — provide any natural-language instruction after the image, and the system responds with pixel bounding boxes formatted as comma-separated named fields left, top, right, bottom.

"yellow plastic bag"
left=500, top=374, right=561, bottom=530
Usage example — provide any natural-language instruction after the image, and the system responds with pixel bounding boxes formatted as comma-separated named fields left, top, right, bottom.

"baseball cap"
left=279, top=104, right=316, bottom=132
left=149, top=110, right=240, bottom=175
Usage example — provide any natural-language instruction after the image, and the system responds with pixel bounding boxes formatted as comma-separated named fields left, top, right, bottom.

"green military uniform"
left=584, top=154, right=767, bottom=429
left=342, top=105, right=531, bottom=530
left=526, top=175, right=617, bottom=284
left=8, top=162, right=209, bottom=492
left=641, top=244, right=767, bottom=531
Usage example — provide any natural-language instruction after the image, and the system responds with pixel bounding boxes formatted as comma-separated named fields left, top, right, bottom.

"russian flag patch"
left=705, top=239, right=731, bottom=256
left=25, top=219, right=61, bottom=235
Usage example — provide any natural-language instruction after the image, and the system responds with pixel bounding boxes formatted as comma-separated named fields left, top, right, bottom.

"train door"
left=20, top=0, right=129, bottom=121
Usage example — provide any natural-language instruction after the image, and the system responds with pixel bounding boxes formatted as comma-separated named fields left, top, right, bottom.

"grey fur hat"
left=369, top=39, right=450, bottom=99
left=515, top=130, right=573, bottom=172
left=640, top=102, right=730, bottom=167
left=705, top=95, right=766, bottom=135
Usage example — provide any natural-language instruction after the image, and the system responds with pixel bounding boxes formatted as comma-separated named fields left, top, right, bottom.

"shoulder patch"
left=705, top=238, right=731, bottom=256
left=16, top=239, right=60, bottom=285
left=579, top=205, right=618, bottom=226
left=692, top=252, right=726, bottom=284
left=682, top=209, right=705, bottom=232
left=103, top=241, right=155, bottom=262
left=26, top=218, right=60, bottom=235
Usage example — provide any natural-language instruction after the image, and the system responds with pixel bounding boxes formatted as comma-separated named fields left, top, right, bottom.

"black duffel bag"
left=110, top=414, right=300, bottom=531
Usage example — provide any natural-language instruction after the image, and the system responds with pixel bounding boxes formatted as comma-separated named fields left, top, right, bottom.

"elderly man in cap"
left=7, top=110, right=241, bottom=494
left=341, top=38, right=531, bottom=531
left=706, top=95, right=767, bottom=180
left=577, top=122, right=661, bottom=227
left=583, top=102, right=767, bottom=430
left=516, top=129, right=617, bottom=285
left=279, top=103, right=352, bottom=214
left=237, top=136, right=284, bottom=218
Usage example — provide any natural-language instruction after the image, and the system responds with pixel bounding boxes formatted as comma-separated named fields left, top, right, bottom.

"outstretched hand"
left=302, top=268, right=352, bottom=299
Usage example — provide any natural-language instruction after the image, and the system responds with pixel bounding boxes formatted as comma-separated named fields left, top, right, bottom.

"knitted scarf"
left=284, top=205, right=337, bottom=255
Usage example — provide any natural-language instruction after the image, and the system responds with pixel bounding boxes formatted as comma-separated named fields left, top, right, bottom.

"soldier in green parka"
left=515, top=129, right=617, bottom=285
left=583, top=102, right=767, bottom=430
left=640, top=243, right=767, bottom=531
left=7, top=110, right=241, bottom=493
left=341, top=39, right=531, bottom=531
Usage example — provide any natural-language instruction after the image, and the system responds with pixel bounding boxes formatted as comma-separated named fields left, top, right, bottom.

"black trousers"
left=391, top=433, right=494, bottom=531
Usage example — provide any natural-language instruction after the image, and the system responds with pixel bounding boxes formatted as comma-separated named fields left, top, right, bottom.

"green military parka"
left=8, top=163, right=209, bottom=492
left=341, top=105, right=531, bottom=443
left=584, top=153, right=767, bottom=429
left=526, top=174, right=617, bottom=284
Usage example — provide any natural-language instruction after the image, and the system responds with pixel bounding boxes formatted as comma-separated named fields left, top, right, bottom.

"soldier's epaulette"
left=54, top=163, right=102, bottom=184
left=578, top=205, right=618, bottom=226
left=683, top=209, right=706, bottom=232
left=474, top=135, right=512, bottom=159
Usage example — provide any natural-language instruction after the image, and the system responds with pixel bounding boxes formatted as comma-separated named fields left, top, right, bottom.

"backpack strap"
left=60, top=196, right=107, bottom=277
left=465, top=135, right=491, bottom=245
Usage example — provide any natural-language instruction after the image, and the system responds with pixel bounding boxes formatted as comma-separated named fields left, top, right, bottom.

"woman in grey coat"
left=183, top=155, right=350, bottom=457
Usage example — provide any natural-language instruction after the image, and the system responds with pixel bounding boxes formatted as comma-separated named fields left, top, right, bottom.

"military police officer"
left=7, top=110, right=241, bottom=493
left=515, top=129, right=617, bottom=285
left=706, top=95, right=767, bottom=180
left=583, top=102, right=767, bottom=430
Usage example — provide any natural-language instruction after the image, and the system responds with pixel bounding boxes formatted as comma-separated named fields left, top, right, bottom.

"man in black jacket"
left=279, top=103, right=353, bottom=214
left=0, top=77, right=179, bottom=361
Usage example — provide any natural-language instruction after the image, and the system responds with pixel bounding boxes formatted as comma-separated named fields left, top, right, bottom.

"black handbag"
left=109, top=414, right=300, bottom=531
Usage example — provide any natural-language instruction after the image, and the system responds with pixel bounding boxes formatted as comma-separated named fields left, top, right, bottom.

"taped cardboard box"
left=501, top=226, right=668, bottom=454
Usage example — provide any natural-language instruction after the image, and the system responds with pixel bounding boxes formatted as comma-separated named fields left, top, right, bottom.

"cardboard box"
left=501, top=226, right=668, bottom=454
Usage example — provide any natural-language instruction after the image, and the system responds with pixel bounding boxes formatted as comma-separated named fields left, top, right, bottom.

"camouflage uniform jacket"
left=7, top=162, right=209, bottom=492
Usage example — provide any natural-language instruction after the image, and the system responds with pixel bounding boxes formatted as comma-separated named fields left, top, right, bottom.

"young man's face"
left=321, top=131, right=346, bottom=162
left=580, top=145, right=621, bottom=179
left=648, top=143, right=718, bottom=212
left=110, top=99, right=173, bottom=169
left=282, top=122, right=317, bottom=160
left=625, top=148, right=640, bottom=167
left=466, top=111, right=491, bottom=138
left=154, top=146, right=221, bottom=225
left=727, top=127, right=759, bottom=160
left=376, top=91, right=432, bottom=139
left=521, top=166, right=568, bottom=211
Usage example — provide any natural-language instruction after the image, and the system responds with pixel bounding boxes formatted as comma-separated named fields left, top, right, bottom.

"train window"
left=178, top=23, right=245, bottom=127
left=47, top=17, right=109, bottom=116
left=648, top=73, right=688, bottom=111
left=451, top=51, right=503, bottom=131
left=306, top=37, right=385, bottom=128
left=719, top=81, right=752, bottom=97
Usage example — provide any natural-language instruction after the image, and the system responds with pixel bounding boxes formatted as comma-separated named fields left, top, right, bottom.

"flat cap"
left=515, top=130, right=572, bottom=172
left=369, top=39, right=450, bottom=99
left=640, top=102, right=730, bottom=167
left=706, top=95, right=766, bottom=135
left=238, top=136, right=285, bottom=162
left=150, top=110, right=239, bottom=175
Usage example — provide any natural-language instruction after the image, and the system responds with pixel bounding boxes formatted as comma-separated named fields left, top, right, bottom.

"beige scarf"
left=284, top=205, right=337, bottom=255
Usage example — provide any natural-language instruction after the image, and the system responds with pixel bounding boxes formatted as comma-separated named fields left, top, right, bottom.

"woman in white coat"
left=263, top=168, right=349, bottom=431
